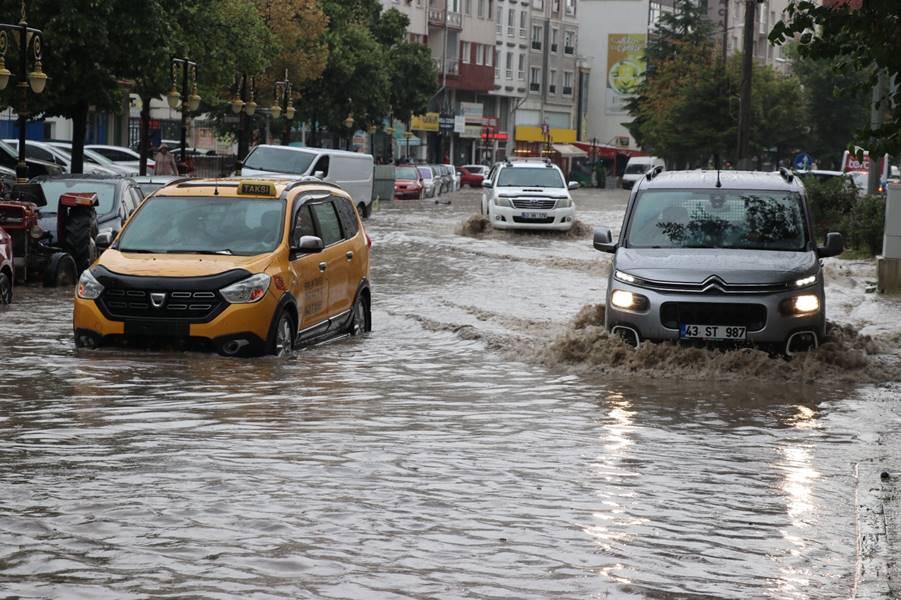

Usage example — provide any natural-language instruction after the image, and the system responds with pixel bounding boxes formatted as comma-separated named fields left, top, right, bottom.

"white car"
left=86, top=144, right=155, bottom=173
left=3, top=139, right=118, bottom=175
left=480, top=158, right=578, bottom=231
left=49, top=142, right=137, bottom=176
left=442, top=163, right=460, bottom=191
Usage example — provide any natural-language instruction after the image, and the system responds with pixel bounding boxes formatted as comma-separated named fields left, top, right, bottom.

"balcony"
left=529, top=82, right=541, bottom=92
left=531, top=41, right=542, bottom=50
left=517, top=70, right=525, bottom=80
left=433, top=58, right=461, bottom=76
left=549, top=84, right=556, bottom=94
left=505, top=69, right=514, bottom=79
left=564, top=45, right=574, bottom=55
left=551, top=43, right=558, bottom=52
left=507, top=26, right=514, bottom=37
left=429, top=8, right=463, bottom=29
left=562, top=85, right=573, bottom=95
left=520, top=28, right=527, bottom=38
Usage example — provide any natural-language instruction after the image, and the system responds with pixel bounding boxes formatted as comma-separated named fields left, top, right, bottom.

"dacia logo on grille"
left=150, top=292, right=166, bottom=308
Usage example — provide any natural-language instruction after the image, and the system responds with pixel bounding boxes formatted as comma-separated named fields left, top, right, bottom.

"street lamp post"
left=405, top=129, right=412, bottom=161
left=167, top=57, right=200, bottom=168
left=229, top=73, right=256, bottom=161
left=0, top=4, right=48, bottom=182
left=269, top=69, right=295, bottom=146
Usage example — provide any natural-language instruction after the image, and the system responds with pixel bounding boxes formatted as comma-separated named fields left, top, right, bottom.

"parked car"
left=48, top=142, right=137, bottom=176
left=593, top=169, right=844, bottom=354
left=481, top=158, right=578, bottom=231
left=2, top=140, right=110, bottom=176
left=0, top=141, right=64, bottom=178
left=32, top=175, right=145, bottom=248
left=622, top=156, right=666, bottom=189
left=442, top=164, right=460, bottom=191
left=458, top=164, right=486, bottom=187
left=418, top=166, right=439, bottom=198
left=394, top=165, right=425, bottom=200
left=0, top=225, right=12, bottom=304
left=86, top=144, right=155, bottom=173
left=73, top=177, right=372, bottom=356
left=240, top=145, right=375, bottom=218
left=131, top=175, right=186, bottom=199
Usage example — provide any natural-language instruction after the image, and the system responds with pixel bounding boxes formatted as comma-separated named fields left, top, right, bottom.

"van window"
left=243, top=147, right=316, bottom=175
left=334, top=197, right=359, bottom=239
left=311, top=202, right=343, bottom=246
left=312, top=155, right=330, bottom=177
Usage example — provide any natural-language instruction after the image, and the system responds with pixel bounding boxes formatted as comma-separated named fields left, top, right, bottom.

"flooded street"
left=2, top=187, right=901, bottom=598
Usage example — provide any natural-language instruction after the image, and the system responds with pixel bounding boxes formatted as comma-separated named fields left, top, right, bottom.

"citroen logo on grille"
left=702, top=275, right=728, bottom=292
left=150, top=292, right=166, bottom=308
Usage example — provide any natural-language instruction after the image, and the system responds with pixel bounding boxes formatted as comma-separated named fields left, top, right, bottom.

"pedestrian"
left=154, top=144, right=178, bottom=175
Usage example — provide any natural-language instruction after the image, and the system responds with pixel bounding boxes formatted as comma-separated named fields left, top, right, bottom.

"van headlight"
left=610, top=289, right=649, bottom=311
left=495, top=196, right=512, bottom=208
left=76, top=268, right=104, bottom=300
left=220, top=273, right=271, bottom=304
left=781, top=294, right=821, bottom=315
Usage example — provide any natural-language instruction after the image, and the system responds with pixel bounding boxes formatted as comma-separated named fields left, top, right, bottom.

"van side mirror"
left=817, top=232, right=844, bottom=258
left=292, top=235, right=324, bottom=254
left=96, top=229, right=114, bottom=249
left=593, top=226, right=617, bottom=253
left=313, top=170, right=325, bottom=179
left=568, top=181, right=580, bottom=190
left=482, top=180, right=493, bottom=188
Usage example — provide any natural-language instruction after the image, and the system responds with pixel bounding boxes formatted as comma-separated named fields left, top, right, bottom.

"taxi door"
left=288, top=200, right=329, bottom=330
left=308, top=199, right=355, bottom=318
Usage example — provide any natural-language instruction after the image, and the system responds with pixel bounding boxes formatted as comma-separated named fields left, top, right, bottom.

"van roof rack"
left=645, top=165, right=665, bottom=181
left=778, top=167, right=794, bottom=183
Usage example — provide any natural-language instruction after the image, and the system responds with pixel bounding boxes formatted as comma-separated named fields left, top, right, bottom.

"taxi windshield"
left=626, top=189, right=807, bottom=251
left=117, top=196, right=286, bottom=256
left=38, top=181, right=117, bottom=216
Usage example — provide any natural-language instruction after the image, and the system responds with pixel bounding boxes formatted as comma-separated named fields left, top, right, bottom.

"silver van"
left=593, top=169, right=844, bottom=354
left=240, top=145, right=374, bottom=217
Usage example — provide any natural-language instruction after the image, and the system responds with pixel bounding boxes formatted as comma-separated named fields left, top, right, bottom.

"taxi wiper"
left=118, top=248, right=159, bottom=253
left=176, top=249, right=234, bottom=255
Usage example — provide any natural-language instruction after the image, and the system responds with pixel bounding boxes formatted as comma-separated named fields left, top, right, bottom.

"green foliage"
left=800, top=175, right=858, bottom=239
left=769, top=0, right=900, bottom=157
left=845, top=194, right=886, bottom=256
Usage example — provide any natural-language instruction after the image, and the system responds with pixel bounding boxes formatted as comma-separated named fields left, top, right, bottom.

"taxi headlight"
left=557, top=197, right=573, bottom=208
left=495, top=196, right=512, bottom=208
left=610, top=289, right=649, bottom=311
left=793, top=294, right=820, bottom=314
left=76, top=268, right=104, bottom=300
left=220, top=273, right=271, bottom=304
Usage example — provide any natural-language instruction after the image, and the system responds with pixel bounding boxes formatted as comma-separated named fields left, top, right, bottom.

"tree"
left=769, top=0, right=900, bottom=156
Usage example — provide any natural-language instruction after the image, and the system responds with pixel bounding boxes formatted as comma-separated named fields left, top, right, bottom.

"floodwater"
left=1, top=187, right=900, bottom=599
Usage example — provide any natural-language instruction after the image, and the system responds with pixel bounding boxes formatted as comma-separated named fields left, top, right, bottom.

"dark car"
left=32, top=175, right=145, bottom=245
left=0, top=140, right=65, bottom=179
left=0, top=225, right=12, bottom=304
left=459, top=164, right=486, bottom=187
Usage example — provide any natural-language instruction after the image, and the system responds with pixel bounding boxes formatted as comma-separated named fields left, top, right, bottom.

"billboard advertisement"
left=606, top=34, right=647, bottom=115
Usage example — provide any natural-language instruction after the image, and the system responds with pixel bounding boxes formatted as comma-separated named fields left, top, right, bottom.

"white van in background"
left=240, top=145, right=375, bottom=217
left=621, top=156, right=666, bottom=189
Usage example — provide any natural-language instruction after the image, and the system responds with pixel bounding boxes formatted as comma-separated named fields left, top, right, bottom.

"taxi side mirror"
left=292, top=235, right=324, bottom=254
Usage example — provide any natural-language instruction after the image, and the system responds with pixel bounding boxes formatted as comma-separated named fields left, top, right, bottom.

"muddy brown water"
left=1, top=188, right=900, bottom=598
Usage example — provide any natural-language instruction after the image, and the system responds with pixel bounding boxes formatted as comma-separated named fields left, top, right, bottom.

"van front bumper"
left=604, top=281, right=826, bottom=345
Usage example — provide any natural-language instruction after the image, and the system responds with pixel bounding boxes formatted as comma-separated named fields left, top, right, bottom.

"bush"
left=845, top=194, right=886, bottom=255
left=801, top=175, right=858, bottom=239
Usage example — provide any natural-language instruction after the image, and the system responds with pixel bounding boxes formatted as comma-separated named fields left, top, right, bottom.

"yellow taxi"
left=73, top=177, right=371, bottom=356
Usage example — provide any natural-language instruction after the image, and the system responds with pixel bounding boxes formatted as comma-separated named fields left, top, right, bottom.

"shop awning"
left=552, top=143, right=587, bottom=158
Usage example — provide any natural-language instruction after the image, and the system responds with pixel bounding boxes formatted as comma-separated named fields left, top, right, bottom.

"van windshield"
left=117, top=196, right=285, bottom=256
left=625, top=163, right=650, bottom=175
left=626, top=189, right=807, bottom=251
left=243, top=147, right=316, bottom=175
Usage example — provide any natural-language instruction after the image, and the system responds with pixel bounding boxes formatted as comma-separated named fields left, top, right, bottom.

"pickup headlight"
left=76, top=268, right=104, bottom=300
left=220, top=273, right=271, bottom=304
left=495, top=196, right=512, bottom=208
left=557, top=197, right=573, bottom=208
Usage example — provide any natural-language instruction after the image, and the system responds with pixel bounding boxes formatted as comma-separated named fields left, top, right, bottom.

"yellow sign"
left=606, top=33, right=646, bottom=115
left=238, top=181, right=277, bottom=197
left=411, top=112, right=440, bottom=132
left=514, top=127, right=577, bottom=143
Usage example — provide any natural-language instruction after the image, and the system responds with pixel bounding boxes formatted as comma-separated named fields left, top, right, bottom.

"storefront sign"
left=454, top=115, right=467, bottom=134
left=439, top=114, right=455, bottom=131
left=461, top=102, right=483, bottom=122
left=606, top=34, right=646, bottom=115
left=411, top=112, right=440, bottom=132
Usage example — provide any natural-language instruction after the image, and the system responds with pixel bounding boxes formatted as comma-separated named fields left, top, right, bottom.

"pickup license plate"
left=679, top=324, right=746, bottom=340
left=522, top=212, right=547, bottom=219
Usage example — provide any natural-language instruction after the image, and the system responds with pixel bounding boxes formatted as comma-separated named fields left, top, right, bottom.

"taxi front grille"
left=511, top=198, right=557, bottom=210
left=99, top=288, right=226, bottom=322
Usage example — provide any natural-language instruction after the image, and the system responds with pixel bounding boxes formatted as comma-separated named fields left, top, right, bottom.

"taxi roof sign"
left=238, top=180, right=278, bottom=197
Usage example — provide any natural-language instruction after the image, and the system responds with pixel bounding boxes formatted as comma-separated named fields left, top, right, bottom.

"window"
left=244, top=146, right=317, bottom=175
left=553, top=0, right=560, bottom=12
left=311, top=202, right=343, bottom=247
left=496, top=6, right=502, bottom=33
left=508, top=8, right=515, bottom=36
left=497, top=166, right=564, bottom=188
left=551, top=28, right=559, bottom=52
left=464, top=0, right=471, bottom=15
left=532, top=0, right=543, bottom=8
left=486, top=46, right=494, bottom=67
left=530, top=66, right=541, bottom=91
left=462, top=41, right=471, bottom=64
left=478, top=0, right=485, bottom=18
left=531, top=24, right=542, bottom=50
left=563, top=30, right=574, bottom=54
left=476, top=44, right=485, bottom=65
left=518, top=54, right=525, bottom=79
left=293, top=204, right=316, bottom=246
left=549, top=69, right=557, bottom=93
left=520, top=11, right=527, bottom=36
left=505, top=51, right=513, bottom=79
left=565, top=0, right=575, bottom=16
left=334, top=198, right=359, bottom=239
left=563, top=70, right=573, bottom=95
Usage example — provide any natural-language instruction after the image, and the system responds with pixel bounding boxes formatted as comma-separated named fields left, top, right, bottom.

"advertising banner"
left=606, top=34, right=646, bottom=115
left=411, top=112, right=440, bottom=132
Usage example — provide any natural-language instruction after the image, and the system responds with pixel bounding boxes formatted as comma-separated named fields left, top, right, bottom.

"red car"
left=0, top=226, right=12, bottom=304
left=394, top=164, right=425, bottom=200
left=458, top=164, right=487, bottom=187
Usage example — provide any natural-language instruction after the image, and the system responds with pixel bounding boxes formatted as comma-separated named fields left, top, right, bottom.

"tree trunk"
left=139, top=93, right=152, bottom=176
left=71, top=104, right=88, bottom=174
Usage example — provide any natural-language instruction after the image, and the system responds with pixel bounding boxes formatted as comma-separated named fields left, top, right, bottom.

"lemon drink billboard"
left=606, top=34, right=647, bottom=115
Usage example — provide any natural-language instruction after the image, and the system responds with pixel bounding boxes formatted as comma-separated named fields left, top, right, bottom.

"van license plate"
left=679, top=324, right=746, bottom=340
left=522, top=212, right=547, bottom=219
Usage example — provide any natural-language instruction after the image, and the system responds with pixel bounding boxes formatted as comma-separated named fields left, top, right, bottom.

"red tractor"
left=0, top=183, right=98, bottom=287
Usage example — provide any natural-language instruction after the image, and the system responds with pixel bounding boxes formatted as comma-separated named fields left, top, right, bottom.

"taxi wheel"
left=269, top=309, right=296, bottom=357
left=348, top=293, right=370, bottom=336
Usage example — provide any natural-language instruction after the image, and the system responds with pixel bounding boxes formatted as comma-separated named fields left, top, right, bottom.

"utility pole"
left=867, top=70, right=889, bottom=195
left=736, top=0, right=757, bottom=169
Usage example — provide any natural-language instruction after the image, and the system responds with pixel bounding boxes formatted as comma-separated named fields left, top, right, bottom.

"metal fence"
left=188, top=155, right=236, bottom=178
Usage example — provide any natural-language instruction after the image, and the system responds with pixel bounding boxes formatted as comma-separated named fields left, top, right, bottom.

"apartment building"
left=706, top=0, right=791, bottom=73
